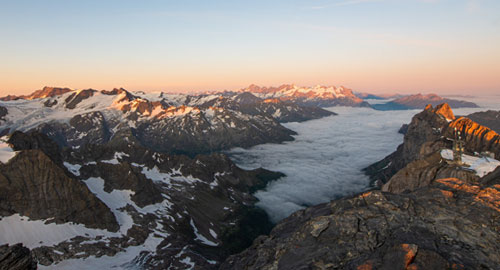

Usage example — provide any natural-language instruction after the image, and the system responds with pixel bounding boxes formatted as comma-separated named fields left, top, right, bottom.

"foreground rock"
left=221, top=177, right=500, bottom=270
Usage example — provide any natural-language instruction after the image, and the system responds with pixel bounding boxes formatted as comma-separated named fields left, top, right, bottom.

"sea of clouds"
left=228, top=100, right=497, bottom=222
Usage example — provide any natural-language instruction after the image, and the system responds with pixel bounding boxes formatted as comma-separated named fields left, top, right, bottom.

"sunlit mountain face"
left=1, top=0, right=500, bottom=269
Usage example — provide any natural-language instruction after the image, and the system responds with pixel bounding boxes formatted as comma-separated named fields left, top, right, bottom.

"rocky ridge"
left=467, top=110, right=500, bottom=134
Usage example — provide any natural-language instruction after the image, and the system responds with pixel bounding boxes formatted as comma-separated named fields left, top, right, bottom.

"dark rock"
left=0, top=150, right=119, bottom=231
left=0, top=106, right=7, bottom=121
left=135, top=108, right=296, bottom=156
left=64, top=89, right=97, bottom=109
left=398, top=123, right=408, bottom=135
left=0, top=244, right=36, bottom=270
left=8, top=131, right=62, bottom=164
left=467, top=110, right=500, bottom=134
left=80, top=162, right=164, bottom=207
left=221, top=178, right=500, bottom=270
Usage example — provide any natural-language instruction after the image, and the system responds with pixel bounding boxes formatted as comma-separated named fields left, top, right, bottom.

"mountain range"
left=0, top=84, right=497, bottom=269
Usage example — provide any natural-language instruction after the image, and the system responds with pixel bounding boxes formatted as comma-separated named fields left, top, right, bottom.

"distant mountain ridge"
left=0, top=86, right=73, bottom=101
left=239, top=84, right=371, bottom=107
left=372, top=93, right=479, bottom=110
left=0, top=87, right=337, bottom=156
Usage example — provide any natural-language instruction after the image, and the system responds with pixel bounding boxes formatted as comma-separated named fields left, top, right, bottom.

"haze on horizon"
left=1, top=0, right=499, bottom=96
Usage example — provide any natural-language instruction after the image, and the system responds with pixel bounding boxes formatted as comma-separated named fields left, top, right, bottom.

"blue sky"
left=1, top=0, right=499, bottom=95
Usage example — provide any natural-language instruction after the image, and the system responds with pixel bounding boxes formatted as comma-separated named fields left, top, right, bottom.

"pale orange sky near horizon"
left=1, top=0, right=499, bottom=97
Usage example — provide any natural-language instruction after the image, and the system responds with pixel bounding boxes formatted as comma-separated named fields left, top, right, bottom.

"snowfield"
left=441, top=149, right=500, bottom=177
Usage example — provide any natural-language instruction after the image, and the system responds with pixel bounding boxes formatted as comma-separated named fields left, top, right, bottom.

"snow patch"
left=0, top=140, right=17, bottom=164
left=441, top=149, right=500, bottom=177
left=0, top=214, right=118, bottom=249
left=190, top=219, right=218, bottom=247
left=63, top=162, right=81, bottom=176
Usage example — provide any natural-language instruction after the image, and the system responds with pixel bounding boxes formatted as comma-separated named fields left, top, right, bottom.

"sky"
left=0, top=0, right=499, bottom=96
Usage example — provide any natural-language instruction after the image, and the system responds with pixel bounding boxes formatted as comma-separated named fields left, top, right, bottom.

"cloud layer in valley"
left=227, top=103, right=495, bottom=222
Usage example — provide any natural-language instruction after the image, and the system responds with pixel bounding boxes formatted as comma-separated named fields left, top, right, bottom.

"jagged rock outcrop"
left=373, top=93, right=479, bottom=110
left=0, top=149, right=119, bottom=231
left=467, top=110, right=500, bottom=134
left=221, top=177, right=500, bottom=270
left=367, top=104, right=500, bottom=192
left=364, top=103, right=455, bottom=184
left=0, top=244, right=36, bottom=270
left=445, top=117, right=500, bottom=158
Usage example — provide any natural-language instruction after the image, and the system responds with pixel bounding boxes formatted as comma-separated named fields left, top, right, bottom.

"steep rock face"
left=365, top=104, right=455, bottom=183
left=445, top=117, right=500, bottom=158
left=467, top=110, right=500, bottom=134
left=0, top=150, right=118, bottom=231
left=221, top=178, right=500, bottom=270
left=367, top=104, right=500, bottom=192
left=373, top=93, right=479, bottom=110
left=0, top=244, right=36, bottom=270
